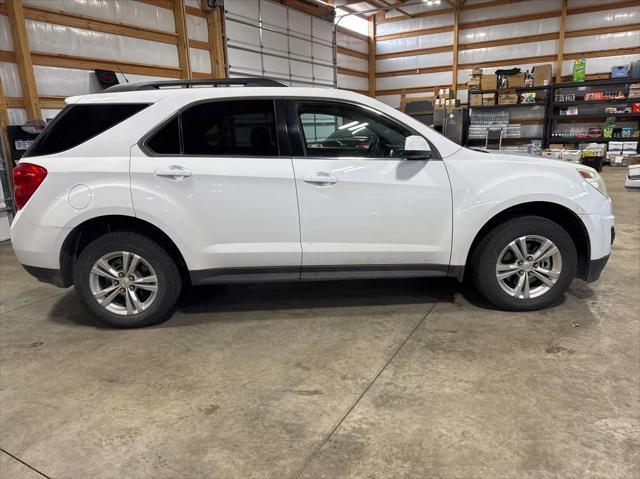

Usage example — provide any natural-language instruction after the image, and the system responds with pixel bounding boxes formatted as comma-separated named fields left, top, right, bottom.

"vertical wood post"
left=555, top=0, right=568, bottom=83
left=6, top=0, right=41, bottom=120
left=451, top=0, right=460, bottom=97
left=174, top=0, right=192, bottom=79
left=207, top=6, right=226, bottom=78
left=368, top=15, right=376, bottom=97
left=0, top=79, right=13, bottom=180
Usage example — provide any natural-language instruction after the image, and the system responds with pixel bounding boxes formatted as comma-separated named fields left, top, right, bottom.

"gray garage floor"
left=1, top=168, right=638, bottom=479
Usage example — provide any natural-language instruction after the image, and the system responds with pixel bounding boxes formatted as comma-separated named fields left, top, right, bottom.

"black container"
left=581, top=156, right=604, bottom=172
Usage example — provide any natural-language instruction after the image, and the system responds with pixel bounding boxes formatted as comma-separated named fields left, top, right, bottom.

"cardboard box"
left=498, top=89, right=518, bottom=104
left=532, top=64, right=552, bottom=86
left=507, top=73, right=524, bottom=88
left=471, top=67, right=482, bottom=76
left=467, top=77, right=481, bottom=89
left=629, top=154, right=640, bottom=165
left=470, top=93, right=483, bottom=106
left=482, top=92, right=496, bottom=105
left=481, top=74, right=497, bottom=90
left=438, top=88, right=453, bottom=99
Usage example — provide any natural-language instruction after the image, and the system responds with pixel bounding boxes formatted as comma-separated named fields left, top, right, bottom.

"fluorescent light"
left=348, top=122, right=368, bottom=131
left=339, top=120, right=359, bottom=130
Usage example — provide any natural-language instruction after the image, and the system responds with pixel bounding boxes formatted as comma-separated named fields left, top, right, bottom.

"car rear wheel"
left=73, top=232, right=182, bottom=328
left=471, top=216, right=577, bottom=311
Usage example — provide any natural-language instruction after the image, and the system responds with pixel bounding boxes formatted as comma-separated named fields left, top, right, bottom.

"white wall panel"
left=34, top=65, right=100, bottom=96
left=460, top=18, right=559, bottom=44
left=377, top=51, right=453, bottom=73
left=566, top=6, right=640, bottom=30
left=561, top=54, right=640, bottom=75
left=186, top=14, right=208, bottom=42
left=0, top=15, right=12, bottom=50
left=337, top=53, right=367, bottom=72
left=26, top=20, right=179, bottom=67
left=22, top=0, right=176, bottom=33
left=568, top=0, right=629, bottom=7
left=458, top=40, right=557, bottom=64
left=377, top=71, right=452, bottom=90
left=336, top=31, right=368, bottom=54
left=41, top=108, right=63, bottom=121
left=564, top=31, right=640, bottom=53
left=375, top=94, right=401, bottom=108
left=376, top=12, right=454, bottom=36
left=189, top=47, right=211, bottom=73
left=460, top=0, right=558, bottom=22
left=337, top=73, right=368, bottom=91
left=8, top=109, right=27, bottom=126
left=376, top=32, right=454, bottom=55
left=0, top=62, right=22, bottom=97
left=185, top=0, right=200, bottom=8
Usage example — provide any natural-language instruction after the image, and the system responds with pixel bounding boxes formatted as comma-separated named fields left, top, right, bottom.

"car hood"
left=460, top=148, right=593, bottom=173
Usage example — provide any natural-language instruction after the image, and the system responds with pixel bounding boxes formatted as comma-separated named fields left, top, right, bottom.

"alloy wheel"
left=89, top=251, right=158, bottom=315
left=495, top=235, right=563, bottom=300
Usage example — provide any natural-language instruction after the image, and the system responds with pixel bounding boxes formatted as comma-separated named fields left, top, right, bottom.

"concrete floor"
left=0, top=168, right=638, bottom=479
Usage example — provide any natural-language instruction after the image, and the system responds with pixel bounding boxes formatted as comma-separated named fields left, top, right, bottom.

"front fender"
left=445, top=156, right=598, bottom=266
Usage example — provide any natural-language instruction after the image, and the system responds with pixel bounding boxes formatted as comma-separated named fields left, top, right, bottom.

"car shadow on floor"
left=47, top=276, right=574, bottom=329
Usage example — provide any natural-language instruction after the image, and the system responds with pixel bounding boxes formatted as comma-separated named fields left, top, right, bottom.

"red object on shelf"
left=633, top=103, right=640, bottom=113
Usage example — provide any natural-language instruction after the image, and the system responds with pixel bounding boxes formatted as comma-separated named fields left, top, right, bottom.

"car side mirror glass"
left=403, top=135, right=432, bottom=160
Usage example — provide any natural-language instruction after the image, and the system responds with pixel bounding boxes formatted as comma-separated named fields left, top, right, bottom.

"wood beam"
left=173, top=0, right=192, bottom=79
left=207, top=6, right=226, bottom=78
left=0, top=78, right=13, bottom=192
left=28, top=51, right=182, bottom=78
left=451, top=0, right=459, bottom=97
left=338, top=66, right=369, bottom=77
left=368, top=15, right=376, bottom=96
left=555, top=0, right=567, bottom=84
left=6, top=0, right=41, bottom=120
left=336, top=26, right=369, bottom=42
left=376, top=45, right=452, bottom=60
left=337, top=45, right=369, bottom=60
left=135, top=0, right=175, bottom=10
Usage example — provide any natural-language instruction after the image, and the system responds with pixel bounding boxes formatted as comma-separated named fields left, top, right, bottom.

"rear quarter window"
left=24, top=103, right=149, bottom=157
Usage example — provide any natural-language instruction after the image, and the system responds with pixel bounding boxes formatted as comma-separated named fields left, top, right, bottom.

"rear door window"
left=25, top=103, right=149, bottom=157
left=143, top=100, right=279, bottom=157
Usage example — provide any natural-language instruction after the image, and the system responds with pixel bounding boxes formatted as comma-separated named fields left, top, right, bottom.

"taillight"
left=13, top=163, right=48, bottom=210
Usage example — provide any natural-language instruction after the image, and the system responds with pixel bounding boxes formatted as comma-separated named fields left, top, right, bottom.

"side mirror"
left=403, top=135, right=432, bottom=160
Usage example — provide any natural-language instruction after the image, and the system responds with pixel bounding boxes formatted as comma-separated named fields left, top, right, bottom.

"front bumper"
left=584, top=254, right=610, bottom=283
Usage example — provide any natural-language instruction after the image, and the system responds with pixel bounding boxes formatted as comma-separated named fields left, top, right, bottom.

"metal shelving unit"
left=466, top=86, right=550, bottom=149
left=546, top=77, right=640, bottom=148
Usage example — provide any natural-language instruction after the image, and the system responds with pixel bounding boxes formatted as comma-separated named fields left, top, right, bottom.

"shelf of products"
left=546, top=77, right=640, bottom=149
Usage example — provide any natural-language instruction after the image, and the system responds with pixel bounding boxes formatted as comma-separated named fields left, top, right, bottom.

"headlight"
left=576, top=166, right=608, bottom=198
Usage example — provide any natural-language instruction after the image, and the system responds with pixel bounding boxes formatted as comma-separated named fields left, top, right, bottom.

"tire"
left=470, top=216, right=577, bottom=311
left=73, top=232, right=182, bottom=328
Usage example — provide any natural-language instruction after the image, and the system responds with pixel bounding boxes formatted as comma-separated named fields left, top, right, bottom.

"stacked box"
left=468, top=67, right=482, bottom=90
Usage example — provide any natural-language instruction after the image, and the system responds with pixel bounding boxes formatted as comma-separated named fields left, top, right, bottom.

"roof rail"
left=103, top=77, right=288, bottom=93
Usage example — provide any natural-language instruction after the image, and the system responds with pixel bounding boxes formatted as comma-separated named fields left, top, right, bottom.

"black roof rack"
left=103, top=77, right=288, bottom=93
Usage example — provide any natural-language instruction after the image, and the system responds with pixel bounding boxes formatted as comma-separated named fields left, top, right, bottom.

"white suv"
left=10, top=79, right=615, bottom=328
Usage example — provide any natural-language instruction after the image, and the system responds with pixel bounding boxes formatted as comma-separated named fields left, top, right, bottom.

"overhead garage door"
left=224, top=0, right=336, bottom=87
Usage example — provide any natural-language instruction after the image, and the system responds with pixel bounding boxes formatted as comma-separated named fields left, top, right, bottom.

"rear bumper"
left=21, top=265, right=66, bottom=288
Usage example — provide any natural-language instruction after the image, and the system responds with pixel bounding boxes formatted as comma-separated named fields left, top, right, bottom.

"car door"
left=287, top=99, right=452, bottom=279
left=129, top=98, right=301, bottom=283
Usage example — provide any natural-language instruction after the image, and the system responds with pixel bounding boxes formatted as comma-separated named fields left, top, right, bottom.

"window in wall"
left=25, top=103, right=149, bottom=157
left=181, top=100, right=278, bottom=156
left=297, top=101, right=411, bottom=158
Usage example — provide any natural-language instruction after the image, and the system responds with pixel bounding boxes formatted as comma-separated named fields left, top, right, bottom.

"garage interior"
left=0, top=0, right=639, bottom=477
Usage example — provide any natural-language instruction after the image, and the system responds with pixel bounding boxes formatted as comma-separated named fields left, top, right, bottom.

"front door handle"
left=303, top=172, right=338, bottom=186
left=154, top=166, right=192, bottom=180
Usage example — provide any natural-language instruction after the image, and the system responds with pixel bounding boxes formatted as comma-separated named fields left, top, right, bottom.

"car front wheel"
left=471, top=216, right=577, bottom=311
left=73, top=232, right=182, bottom=328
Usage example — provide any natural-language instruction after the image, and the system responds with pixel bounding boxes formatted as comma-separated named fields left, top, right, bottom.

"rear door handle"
left=303, top=172, right=338, bottom=186
left=154, top=166, right=192, bottom=180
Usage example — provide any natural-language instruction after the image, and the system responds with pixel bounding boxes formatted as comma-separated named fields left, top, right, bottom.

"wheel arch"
left=60, top=215, right=189, bottom=287
left=462, top=201, right=591, bottom=281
